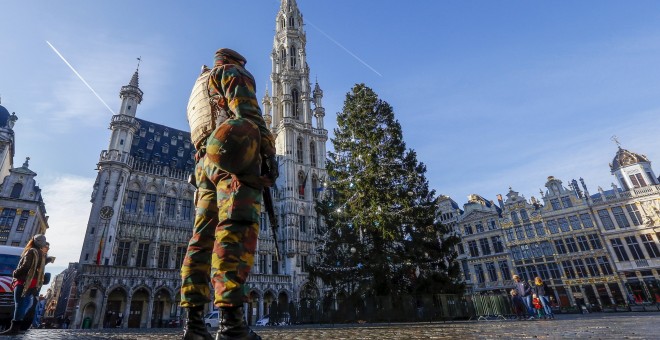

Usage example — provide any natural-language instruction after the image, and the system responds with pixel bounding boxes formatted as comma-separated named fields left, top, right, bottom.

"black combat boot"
left=216, top=306, right=261, bottom=340
left=0, top=320, right=21, bottom=335
left=183, top=306, right=212, bottom=340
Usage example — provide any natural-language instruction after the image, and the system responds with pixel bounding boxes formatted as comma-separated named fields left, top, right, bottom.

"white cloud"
left=39, top=174, right=94, bottom=289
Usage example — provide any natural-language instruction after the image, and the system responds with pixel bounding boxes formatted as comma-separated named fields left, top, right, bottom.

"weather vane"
left=136, top=56, right=142, bottom=71
left=611, top=135, right=621, bottom=147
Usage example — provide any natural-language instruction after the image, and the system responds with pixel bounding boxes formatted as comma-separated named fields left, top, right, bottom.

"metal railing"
left=260, top=294, right=473, bottom=325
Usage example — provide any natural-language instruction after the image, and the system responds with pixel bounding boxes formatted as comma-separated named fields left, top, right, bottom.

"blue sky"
left=2, top=0, right=660, bottom=280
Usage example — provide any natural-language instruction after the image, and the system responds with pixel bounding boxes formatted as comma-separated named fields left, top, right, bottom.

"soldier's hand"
left=263, top=155, right=279, bottom=186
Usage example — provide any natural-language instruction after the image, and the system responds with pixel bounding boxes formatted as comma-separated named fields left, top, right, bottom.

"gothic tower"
left=74, top=65, right=196, bottom=329
left=261, top=0, right=328, bottom=300
left=79, top=69, right=142, bottom=265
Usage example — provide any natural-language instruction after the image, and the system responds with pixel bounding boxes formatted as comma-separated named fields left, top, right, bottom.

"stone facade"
left=438, top=146, right=660, bottom=310
left=0, top=101, right=49, bottom=247
left=454, top=195, right=513, bottom=294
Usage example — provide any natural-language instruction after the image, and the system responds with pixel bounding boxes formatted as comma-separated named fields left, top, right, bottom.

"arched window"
left=280, top=49, right=286, bottom=67
left=511, top=211, right=520, bottom=225
left=292, top=89, right=300, bottom=119
left=312, top=175, right=319, bottom=199
left=288, top=16, right=295, bottom=28
left=520, top=209, right=529, bottom=222
left=10, top=183, right=22, bottom=199
left=296, top=138, right=304, bottom=163
left=310, top=142, right=317, bottom=167
left=289, top=46, right=297, bottom=68
left=298, top=171, right=306, bottom=199
left=280, top=17, right=285, bottom=29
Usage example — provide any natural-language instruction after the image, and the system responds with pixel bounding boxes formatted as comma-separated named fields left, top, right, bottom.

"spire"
left=120, top=61, right=144, bottom=105
left=129, top=70, right=139, bottom=88
left=280, top=0, right=298, bottom=11
left=130, top=57, right=141, bottom=87
left=313, top=79, right=322, bottom=96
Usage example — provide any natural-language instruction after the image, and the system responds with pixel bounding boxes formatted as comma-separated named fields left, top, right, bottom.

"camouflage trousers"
left=180, top=135, right=262, bottom=308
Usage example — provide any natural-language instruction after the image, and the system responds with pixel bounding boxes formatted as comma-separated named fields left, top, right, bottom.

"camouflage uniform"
left=181, top=49, right=276, bottom=309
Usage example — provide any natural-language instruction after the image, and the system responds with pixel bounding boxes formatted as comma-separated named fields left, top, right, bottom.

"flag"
left=96, top=238, right=104, bottom=265
left=96, top=224, right=106, bottom=265
left=299, top=171, right=309, bottom=196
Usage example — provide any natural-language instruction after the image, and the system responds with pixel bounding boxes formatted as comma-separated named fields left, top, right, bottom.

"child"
left=532, top=293, right=545, bottom=319
left=511, top=289, right=526, bottom=320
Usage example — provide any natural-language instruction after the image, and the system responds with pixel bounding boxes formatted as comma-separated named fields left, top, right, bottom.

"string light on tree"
left=309, top=84, right=464, bottom=297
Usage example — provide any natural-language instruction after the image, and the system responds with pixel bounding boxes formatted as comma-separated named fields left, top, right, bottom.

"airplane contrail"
left=46, top=41, right=115, bottom=115
left=305, top=21, right=383, bottom=77
left=270, top=0, right=382, bottom=77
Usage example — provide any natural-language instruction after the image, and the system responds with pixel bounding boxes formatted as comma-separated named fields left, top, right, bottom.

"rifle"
left=263, top=186, right=281, bottom=261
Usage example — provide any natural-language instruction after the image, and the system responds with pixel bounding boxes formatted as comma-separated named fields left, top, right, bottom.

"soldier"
left=181, top=48, right=277, bottom=340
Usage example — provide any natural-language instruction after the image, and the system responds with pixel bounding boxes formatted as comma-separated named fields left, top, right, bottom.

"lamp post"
left=349, top=246, right=357, bottom=296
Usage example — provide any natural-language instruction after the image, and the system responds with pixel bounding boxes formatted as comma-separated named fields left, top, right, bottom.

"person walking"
left=512, top=275, right=534, bottom=319
left=32, top=294, right=46, bottom=328
left=532, top=276, right=555, bottom=319
left=532, top=294, right=545, bottom=319
left=510, top=289, right=526, bottom=320
left=180, top=48, right=277, bottom=340
left=0, top=235, right=53, bottom=335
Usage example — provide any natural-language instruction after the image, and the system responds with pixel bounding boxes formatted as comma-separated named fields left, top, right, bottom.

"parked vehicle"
left=255, top=312, right=290, bottom=326
left=0, top=245, right=50, bottom=331
left=204, top=310, right=219, bottom=330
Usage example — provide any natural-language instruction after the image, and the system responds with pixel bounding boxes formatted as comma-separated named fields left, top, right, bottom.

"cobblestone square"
left=6, top=312, right=659, bottom=339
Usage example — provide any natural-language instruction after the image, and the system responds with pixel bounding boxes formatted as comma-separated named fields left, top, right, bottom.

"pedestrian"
left=531, top=276, right=555, bottom=319
left=532, top=294, right=544, bottom=319
left=32, top=294, right=46, bottom=328
left=510, top=289, right=526, bottom=320
left=0, top=235, right=54, bottom=335
left=512, top=274, right=534, bottom=319
left=180, top=48, right=277, bottom=340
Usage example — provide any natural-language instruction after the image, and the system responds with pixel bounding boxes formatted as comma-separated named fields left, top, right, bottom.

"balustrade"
left=249, top=273, right=291, bottom=284
left=79, top=264, right=180, bottom=281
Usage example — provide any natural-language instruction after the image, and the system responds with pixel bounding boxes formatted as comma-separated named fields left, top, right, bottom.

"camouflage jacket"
left=209, top=61, right=276, bottom=158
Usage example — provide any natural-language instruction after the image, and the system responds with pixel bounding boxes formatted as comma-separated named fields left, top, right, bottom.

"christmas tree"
left=311, top=84, right=464, bottom=298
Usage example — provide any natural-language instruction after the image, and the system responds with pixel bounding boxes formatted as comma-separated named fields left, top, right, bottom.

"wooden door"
left=128, top=301, right=143, bottom=328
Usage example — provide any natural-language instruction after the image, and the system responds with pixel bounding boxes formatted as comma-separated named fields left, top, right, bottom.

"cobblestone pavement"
left=4, top=312, right=659, bottom=339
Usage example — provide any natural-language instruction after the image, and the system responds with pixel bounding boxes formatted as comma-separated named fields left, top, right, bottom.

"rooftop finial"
left=611, top=135, right=621, bottom=148
left=23, top=157, right=30, bottom=168
left=136, top=56, right=142, bottom=71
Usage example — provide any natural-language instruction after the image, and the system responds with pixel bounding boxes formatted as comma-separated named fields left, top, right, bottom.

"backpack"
left=186, top=65, right=230, bottom=150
